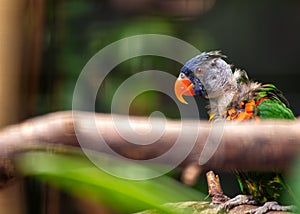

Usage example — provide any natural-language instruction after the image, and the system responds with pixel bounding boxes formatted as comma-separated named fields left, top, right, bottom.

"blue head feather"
left=179, top=51, right=225, bottom=97
left=180, top=52, right=208, bottom=75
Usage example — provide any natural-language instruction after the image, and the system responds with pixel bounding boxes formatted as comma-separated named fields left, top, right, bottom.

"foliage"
left=283, top=156, right=300, bottom=208
left=15, top=148, right=205, bottom=213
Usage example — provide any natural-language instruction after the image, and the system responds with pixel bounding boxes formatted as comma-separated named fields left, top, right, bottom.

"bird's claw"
left=217, top=194, right=257, bottom=212
left=246, top=201, right=296, bottom=214
left=217, top=196, right=296, bottom=214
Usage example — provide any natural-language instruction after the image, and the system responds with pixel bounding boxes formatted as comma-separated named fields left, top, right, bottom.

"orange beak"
left=174, top=74, right=195, bottom=104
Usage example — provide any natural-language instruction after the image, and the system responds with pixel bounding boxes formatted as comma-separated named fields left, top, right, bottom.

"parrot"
left=174, top=51, right=295, bottom=213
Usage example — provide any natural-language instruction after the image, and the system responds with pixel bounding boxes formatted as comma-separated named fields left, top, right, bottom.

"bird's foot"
left=218, top=194, right=257, bottom=212
left=246, top=201, right=296, bottom=214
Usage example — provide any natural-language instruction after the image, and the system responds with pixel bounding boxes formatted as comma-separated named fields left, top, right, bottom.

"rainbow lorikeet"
left=174, top=51, right=295, bottom=213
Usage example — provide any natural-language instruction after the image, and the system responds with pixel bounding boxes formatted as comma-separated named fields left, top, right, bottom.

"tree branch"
left=1, top=111, right=300, bottom=178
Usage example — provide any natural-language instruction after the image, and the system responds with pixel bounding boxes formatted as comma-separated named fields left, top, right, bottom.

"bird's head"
left=174, top=51, right=236, bottom=104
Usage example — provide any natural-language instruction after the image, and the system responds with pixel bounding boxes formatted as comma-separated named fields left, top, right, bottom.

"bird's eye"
left=195, top=67, right=205, bottom=75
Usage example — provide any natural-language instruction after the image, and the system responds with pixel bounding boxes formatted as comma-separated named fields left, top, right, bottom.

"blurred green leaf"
left=283, top=156, right=300, bottom=208
left=15, top=148, right=205, bottom=213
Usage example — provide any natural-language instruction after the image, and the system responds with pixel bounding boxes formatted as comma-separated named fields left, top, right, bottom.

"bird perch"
left=0, top=111, right=300, bottom=185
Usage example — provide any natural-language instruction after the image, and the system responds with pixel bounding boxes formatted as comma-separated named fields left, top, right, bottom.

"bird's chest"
left=224, top=98, right=267, bottom=121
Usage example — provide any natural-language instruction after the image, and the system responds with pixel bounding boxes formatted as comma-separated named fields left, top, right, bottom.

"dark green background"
left=39, top=0, right=300, bottom=119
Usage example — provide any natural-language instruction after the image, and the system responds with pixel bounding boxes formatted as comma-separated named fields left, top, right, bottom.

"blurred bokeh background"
left=1, top=0, right=300, bottom=127
left=1, top=0, right=300, bottom=213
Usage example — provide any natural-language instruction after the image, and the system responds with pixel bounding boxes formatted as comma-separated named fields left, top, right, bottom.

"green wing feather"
left=255, top=84, right=295, bottom=120
left=237, top=83, right=295, bottom=204
left=237, top=172, right=285, bottom=203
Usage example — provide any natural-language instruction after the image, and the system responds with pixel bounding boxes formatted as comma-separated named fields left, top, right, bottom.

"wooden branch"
left=206, top=171, right=230, bottom=204
left=1, top=111, right=300, bottom=177
left=181, top=164, right=203, bottom=186
left=204, top=171, right=291, bottom=214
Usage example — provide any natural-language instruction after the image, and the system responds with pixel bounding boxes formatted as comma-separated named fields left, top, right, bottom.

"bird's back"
left=222, top=81, right=295, bottom=203
left=222, top=80, right=295, bottom=121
